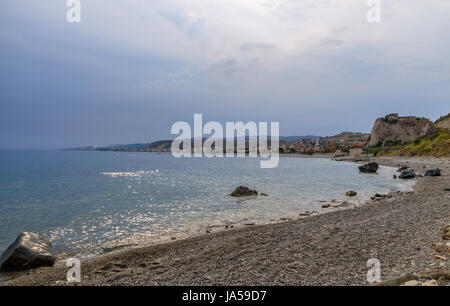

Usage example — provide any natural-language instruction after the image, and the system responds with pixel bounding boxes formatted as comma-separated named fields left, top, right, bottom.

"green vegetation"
left=364, top=128, right=450, bottom=157
left=382, top=116, right=398, bottom=124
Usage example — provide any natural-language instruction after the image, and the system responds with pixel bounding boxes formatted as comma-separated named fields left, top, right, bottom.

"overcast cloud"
left=1, top=0, right=449, bottom=149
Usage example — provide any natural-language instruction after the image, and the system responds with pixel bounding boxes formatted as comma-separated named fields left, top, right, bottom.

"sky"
left=1, top=0, right=449, bottom=149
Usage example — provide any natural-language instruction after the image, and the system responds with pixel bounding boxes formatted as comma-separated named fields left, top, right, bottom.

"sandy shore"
left=1, top=156, right=449, bottom=286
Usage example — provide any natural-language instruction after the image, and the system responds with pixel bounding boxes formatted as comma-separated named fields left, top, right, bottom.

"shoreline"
left=1, top=156, right=449, bottom=285
left=53, top=156, right=410, bottom=260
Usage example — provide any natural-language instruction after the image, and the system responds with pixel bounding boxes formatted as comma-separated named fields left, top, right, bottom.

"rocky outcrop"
left=435, top=113, right=450, bottom=130
left=230, top=186, right=258, bottom=197
left=359, top=162, right=379, bottom=173
left=0, top=232, right=56, bottom=271
left=368, top=113, right=435, bottom=147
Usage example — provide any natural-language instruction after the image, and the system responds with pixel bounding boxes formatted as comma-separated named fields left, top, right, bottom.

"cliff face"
left=368, top=113, right=435, bottom=147
left=435, top=113, right=450, bottom=130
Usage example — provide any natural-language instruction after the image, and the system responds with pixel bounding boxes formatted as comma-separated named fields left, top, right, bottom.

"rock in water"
left=424, top=168, right=441, bottom=177
left=346, top=191, right=357, bottom=197
left=359, top=162, right=379, bottom=173
left=398, top=165, right=408, bottom=172
left=230, top=186, right=258, bottom=197
left=0, top=232, right=56, bottom=271
left=399, top=169, right=416, bottom=179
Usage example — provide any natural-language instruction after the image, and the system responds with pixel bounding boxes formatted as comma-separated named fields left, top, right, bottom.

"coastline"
left=1, top=156, right=449, bottom=285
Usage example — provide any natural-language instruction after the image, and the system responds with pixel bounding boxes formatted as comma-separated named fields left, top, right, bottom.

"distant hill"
left=64, top=141, right=172, bottom=152
left=279, top=135, right=321, bottom=143
left=321, top=131, right=370, bottom=144
left=65, top=136, right=322, bottom=152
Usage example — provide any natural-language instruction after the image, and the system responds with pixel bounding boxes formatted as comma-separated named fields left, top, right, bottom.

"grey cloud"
left=240, top=42, right=277, bottom=51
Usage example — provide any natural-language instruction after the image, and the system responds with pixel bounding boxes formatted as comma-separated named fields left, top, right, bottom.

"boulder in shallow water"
left=399, top=169, right=416, bottom=179
left=424, top=168, right=441, bottom=177
left=359, top=162, right=379, bottom=173
left=398, top=165, right=408, bottom=172
left=0, top=232, right=56, bottom=272
left=230, top=186, right=258, bottom=197
left=346, top=191, right=357, bottom=197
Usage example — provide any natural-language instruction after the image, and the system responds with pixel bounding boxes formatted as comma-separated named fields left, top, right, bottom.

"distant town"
left=65, top=131, right=370, bottom=157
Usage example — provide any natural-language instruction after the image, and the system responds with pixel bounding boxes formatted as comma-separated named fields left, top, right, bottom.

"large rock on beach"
left=0, top=232, right=56, bottom=272
left=230, top=186, right=258, bottom=197
left=424, top=168, right=441, bottom=177
left=399, top=169, right=416, bottom=179
left=359, top=162, right=379, bottom=173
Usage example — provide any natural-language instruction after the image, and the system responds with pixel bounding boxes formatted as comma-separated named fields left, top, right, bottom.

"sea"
left=0, top=149, right=414, bottom=256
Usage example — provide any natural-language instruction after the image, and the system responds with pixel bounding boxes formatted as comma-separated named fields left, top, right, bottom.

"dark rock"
left=0, top=232, right=56, bottom=272
left=114, top=263, right=127, bottom=269
left=346, top=191, right=357, bottom=197
left=230, top=186, right=258, bottom=197
left=260, top=193, right=269, bottom=196
left=424, top=168, right=441, bottom=177
left=398, top=165, right=408, bottom=172
left=399, top=169, right=416, bottom=179
left=359, top=162, right=379, bottom=173
left=321, top=203, right=331, bottom=208
left=393, top=175, right=397, bottom=179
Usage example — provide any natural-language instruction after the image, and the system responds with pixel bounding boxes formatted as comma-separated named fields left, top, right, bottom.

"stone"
left=230, top=186, right=258, bottom=197
left=346, top=191, right=357, bottom=197
left=376, top=273, right=418, bottom=286
left=359, top=162, right=379, bottom=173
left=421, top=279, right=438, bottom=286
left=393, top=175, right=397, bottom=179
left=402, top=280, right=421, bottom=286
left=0, top=232, right=56, bottom=272
left=260, top=193, right=269, bottom=196
left=321, top=203, right=331, bottom=208
left=424, top=168, right=441, bottom=177
left=398, top=165, right=408, bottom=172
left=435, top=254, right=447, bottom=261
left=399, top=169, right=416, bottom=179
left=442, top=225, right=450, bottom=235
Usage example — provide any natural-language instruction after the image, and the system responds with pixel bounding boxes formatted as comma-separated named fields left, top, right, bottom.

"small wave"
left=100, top=172, right=141, bottom=177
left=100, top=170, right=160, bottom=177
